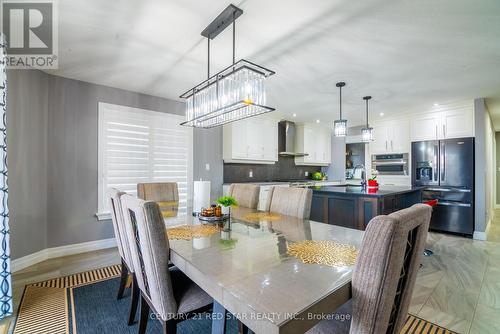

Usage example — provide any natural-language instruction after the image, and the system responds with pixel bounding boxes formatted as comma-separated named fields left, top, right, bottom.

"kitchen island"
left=310, top=185, right=423, bottom=230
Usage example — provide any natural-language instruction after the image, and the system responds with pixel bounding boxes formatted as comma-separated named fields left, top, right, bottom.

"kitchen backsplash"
left=223, top=156, right=321, bottom=183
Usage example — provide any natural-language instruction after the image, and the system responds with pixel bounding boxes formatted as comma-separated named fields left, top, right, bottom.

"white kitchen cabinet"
left=223, top=117, right=278, bottom=164
left=411, top=104, right=474, bottom=141
left=370, top=119, right=410, bottom=154
left=294, top=124, right=332, bottom=166
left=391, top=119, right=411, bottom=152
left=410, top=113, right=441, bottom=142
left=375, top=175, right=411, bottom=187
left=370, top=122, right=391, bottom=153
left=442, top=109, right=474, bottom=139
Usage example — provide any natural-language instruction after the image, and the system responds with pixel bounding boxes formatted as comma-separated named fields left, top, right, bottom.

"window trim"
left=96, top=102, right=193, bottom=221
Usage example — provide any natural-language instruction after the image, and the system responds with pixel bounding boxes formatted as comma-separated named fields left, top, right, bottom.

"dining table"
left=161, top=204, right=364, bottom=334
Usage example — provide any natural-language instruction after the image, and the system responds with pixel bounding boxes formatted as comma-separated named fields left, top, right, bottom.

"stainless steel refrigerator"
left=411, top=137, right=474, bottom=236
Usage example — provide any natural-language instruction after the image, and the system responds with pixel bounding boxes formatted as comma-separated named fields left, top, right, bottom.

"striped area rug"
left=13, top=265, right=456, bottom=334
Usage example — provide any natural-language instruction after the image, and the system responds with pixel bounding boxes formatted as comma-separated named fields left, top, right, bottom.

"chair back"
left=350, top=204, right=432, bottom=334
left=266, top=187, right=312, bottom=219
left=228, top=183, right=260, bottom=209
left=137, top=182, right=179, bottom=203
left=120, top=194, right=177, bottom=320
left=107, top=188, right=133, bottom=272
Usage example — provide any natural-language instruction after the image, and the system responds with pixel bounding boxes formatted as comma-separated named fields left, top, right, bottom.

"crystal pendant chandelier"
left=334, top=82, right=347, bottom=137
left=361, top=96, right=374, bottom=142
left=180, top=5, right=275, bottom=128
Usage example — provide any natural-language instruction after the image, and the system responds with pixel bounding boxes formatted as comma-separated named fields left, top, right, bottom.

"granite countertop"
left=310, top=185, right=423, bottom=197
left=223, top=180, right=342, bottom=186
left=223, top=181, right=291, bottom=186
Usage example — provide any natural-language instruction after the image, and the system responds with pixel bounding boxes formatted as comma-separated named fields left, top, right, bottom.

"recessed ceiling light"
left=292, top=113, right=297, bottom=117
left=380, top=112, right=384, bottom=116
left=316, top=119, right=320, bottom=123
left=434, top=103, right=440, bottom=107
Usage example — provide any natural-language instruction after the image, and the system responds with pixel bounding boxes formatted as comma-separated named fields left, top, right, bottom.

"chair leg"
left=238, top=320, right=248, bottom=334
left=138, top=295, right=150, bottom=334
left=162, top=320, right=177, bottom=334
left=127, top=274, right=140, bottom=325
left=117, top=258, right=128, bottom=300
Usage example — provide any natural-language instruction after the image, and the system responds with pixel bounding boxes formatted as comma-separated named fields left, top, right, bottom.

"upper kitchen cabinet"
left=223, top=117, right=278, bottom=164
left=410, top=101, right=474, bottom=141
left=370, top=119, right=410, bottom=154
left=294, top=124, right=332, bottom=166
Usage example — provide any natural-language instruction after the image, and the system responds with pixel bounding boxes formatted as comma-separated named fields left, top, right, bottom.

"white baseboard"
left=473, top=231, right=487, bottom=241
left=11, top=238, right=117, bottom=273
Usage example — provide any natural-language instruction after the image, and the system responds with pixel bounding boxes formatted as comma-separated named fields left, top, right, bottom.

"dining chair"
left=228, top=183, right=260, bottom=209
left=108, top=188, right=140, bottom=326
left=120, top=194, right=213, bottom=334
left=306, top=203, right=432, bottom=334
left=265, top=186, right=313, bottom=219
left=137, top=182, right=179, bottom=203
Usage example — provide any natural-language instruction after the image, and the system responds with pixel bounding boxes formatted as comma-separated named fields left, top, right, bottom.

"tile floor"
left=3, top=214, right=500, bottom=334
left=410, top=210, right=500, bottom=334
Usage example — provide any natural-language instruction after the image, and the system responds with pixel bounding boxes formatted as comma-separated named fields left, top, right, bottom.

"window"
left=97, top=102, right=192, bottom=220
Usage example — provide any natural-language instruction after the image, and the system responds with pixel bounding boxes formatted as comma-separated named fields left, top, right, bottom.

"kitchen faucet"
left=353, top=164, right=367, bottom=188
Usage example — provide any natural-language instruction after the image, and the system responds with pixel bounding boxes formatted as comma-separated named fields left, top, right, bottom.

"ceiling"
left=47, top=0, right=500, bottom=126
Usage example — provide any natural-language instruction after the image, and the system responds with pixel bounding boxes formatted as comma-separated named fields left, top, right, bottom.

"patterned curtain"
left=0, top=34, right=11, bottom=319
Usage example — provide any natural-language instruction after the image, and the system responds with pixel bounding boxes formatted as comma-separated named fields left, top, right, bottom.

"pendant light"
left=180, top=4, right=275, bottom=128
left=361, top=96, right=374, bottom=142
left=334, top=82, right=347, bottom=137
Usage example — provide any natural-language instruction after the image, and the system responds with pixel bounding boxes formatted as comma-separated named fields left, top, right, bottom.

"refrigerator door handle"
left=440, top=142, right=446, bottom=182
left=437, top=201, right=471, bottom=208
left=426, top=188, right=471, bottom=193
left=433, top=144, right=439, bottom=182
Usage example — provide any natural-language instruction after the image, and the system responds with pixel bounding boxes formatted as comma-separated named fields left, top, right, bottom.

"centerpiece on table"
left=367, top=176, right=379, bottom=193
left=216, top=196, right=238, bottom=231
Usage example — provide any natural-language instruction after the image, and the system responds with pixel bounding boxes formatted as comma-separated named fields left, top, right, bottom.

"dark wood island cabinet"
left=310, top=185, right=423, bottom=230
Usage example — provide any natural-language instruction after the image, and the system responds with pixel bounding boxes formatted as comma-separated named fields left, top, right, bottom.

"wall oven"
left=371, top=153, right=409, bottom=176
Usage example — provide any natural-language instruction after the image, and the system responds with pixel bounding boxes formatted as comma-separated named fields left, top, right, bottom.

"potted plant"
left=216, top=196, right=238, bottom=231
left=216, top=196, right=238, bottom=215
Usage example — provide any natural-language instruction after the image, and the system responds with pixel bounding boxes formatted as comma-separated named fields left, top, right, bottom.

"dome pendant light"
left=334, top=82, right=347, bottom=137
left=361, top=96, right=374, bottom=142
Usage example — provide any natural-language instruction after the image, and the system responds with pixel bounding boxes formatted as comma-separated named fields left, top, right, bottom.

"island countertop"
left=310, top=185, right=423, bottom=197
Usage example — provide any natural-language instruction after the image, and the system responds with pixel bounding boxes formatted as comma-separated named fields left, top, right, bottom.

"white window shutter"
left=97, top=102, right=193, bottom=218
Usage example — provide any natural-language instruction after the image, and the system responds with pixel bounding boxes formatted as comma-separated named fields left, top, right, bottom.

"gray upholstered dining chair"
left=265, top=186, right=313, bottom=219
left=120, top=194, right=213, bottom=334
left=306, top=203, right=432, bottom=334
left=108, top=188, right=139, bottom=326
left=137, top=182, right=179, bottom=203
left=228, top=183, right=260, bottom=209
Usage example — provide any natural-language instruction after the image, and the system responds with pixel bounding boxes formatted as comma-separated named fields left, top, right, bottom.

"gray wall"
left=322, top=134, right=346, bottom=182
left=8, top=70, right=223, bottom=259
left=474, top=98, right=494, bottom=234
left=497, top=132, right=500, bottom=205
left=193, top=128, right=224, bottom=201
left=46, top=75, right=186, bottom=249
left=7, top=70, right=49, bottom=259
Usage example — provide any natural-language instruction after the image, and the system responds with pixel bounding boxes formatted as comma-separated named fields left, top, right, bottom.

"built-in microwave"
left=371, top=153, right=409, bottom=175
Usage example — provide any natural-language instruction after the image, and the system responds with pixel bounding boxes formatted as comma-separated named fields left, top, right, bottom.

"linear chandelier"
left=180, top=4, right=276, bottom=128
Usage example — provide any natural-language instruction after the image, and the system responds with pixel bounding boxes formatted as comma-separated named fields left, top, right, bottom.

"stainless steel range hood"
left=278, top=121, right=308, bottom=157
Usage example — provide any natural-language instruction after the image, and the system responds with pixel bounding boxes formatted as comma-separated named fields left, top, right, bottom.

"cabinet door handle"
left=443, top=124, right=446, bottom=138
left=435, top=125, right=438, bottom=139
left=385, top=141, right=388, bottom=150
left=391, top=140, right=393, bottom=151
